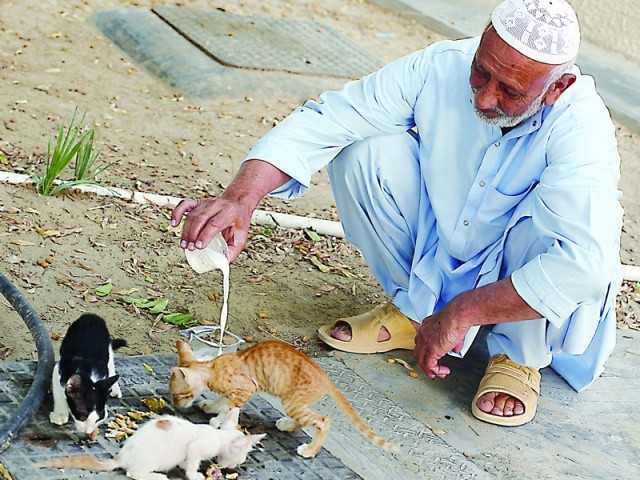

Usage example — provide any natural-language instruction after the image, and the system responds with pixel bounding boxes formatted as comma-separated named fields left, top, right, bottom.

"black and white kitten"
left=49, top=313, right=126, bottom=437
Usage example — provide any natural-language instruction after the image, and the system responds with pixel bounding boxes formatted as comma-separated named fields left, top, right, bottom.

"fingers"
left=453, top=340, right=464, bottom=353
left=181, top=202, right=224, bottom=249
left=415, top=341, right=450, bottom=380
left=193, top=210, right=235, bottom=250
left=227, top=227, right=249, bottom=263
left=171, top=199, right=197, bottom=227
left=426, top=358, right=450, bottom=379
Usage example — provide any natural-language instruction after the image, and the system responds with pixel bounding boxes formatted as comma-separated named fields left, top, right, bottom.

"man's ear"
left=543, top=73, right=576, bottom=106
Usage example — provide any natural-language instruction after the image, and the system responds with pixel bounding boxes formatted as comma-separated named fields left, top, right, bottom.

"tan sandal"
left=317, top=303, right=416, bottom=354
left=471, top=354, right=541, bottom=427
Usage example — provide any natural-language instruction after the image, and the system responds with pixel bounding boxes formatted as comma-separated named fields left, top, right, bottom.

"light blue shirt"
left=245, top=37, right=623, bottom=390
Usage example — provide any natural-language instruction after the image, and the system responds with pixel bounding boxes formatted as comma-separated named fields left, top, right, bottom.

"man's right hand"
left=170, top=159, right=293, bottom=262
left=171, top=195, right=253, bottom=262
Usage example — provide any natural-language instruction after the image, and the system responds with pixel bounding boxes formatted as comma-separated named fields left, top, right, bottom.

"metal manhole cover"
left=153, top=6, right=382, bottom=79
left=0, top=356, right=361, bottom=479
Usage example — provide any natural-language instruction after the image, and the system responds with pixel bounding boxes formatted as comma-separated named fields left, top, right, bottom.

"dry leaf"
left=308, top=255, right=331, bottom=273
left=0, top=463, right=13, bottom=480
left=35, top=227, right=61, bottom=238
left=9, top=240, right=35, bottom=246
left=141, top=397, right=166, bottom=413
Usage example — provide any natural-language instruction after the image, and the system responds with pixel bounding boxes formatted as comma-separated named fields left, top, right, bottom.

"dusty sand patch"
left=0, top=183, right=384, bottom=360
left=0, top=0, right=639, bottom=358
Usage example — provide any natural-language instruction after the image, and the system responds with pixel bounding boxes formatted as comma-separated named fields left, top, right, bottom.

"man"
left=171, top=0, right=623, bottom=426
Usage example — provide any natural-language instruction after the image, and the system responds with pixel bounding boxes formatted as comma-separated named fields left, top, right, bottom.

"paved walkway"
left=1, top=329, right=638, bottom=479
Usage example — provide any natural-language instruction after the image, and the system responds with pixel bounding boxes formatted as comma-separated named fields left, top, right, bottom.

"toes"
left=377, top=326, right=391, bottom=342
left=330, top=323, right=392, bottom=343
left=490, top=393, right=508, bottom=416
left=476, top=392, right=497, bottom=413
left=503, top=397, right=515, bottom=416
left=514, top=399, right=525, bottom=415
left=330, top=322, right=352, bottom=341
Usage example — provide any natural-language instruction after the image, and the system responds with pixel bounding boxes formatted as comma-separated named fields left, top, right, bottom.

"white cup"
left=184, top=233, right=230, bottom=273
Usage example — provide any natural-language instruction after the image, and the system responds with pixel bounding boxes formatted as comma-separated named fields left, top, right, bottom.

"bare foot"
left=330, top=322, right=391, bottom=342
left=476, top=392, right=525, bottom=417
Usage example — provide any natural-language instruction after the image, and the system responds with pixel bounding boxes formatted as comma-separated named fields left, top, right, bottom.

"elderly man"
left=172, top=0, right=622, bottom=426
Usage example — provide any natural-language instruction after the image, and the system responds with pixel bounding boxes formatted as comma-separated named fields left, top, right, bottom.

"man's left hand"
left=414, top=302, right=469, bottom=379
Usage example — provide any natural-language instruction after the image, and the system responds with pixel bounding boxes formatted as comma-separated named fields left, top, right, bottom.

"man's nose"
left=474, top=82, right=499, bottom=112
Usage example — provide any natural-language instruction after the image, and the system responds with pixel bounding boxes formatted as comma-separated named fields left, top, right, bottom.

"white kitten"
left=39, top=408, right=265, bottom=480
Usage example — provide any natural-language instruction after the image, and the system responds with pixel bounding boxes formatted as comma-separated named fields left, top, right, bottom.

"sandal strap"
left=341, top=303, right=414, bottom=339
left=483, top=354, right=541, bottom=395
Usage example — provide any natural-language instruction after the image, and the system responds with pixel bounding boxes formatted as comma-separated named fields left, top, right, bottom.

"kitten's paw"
left=208, top=416, right=223, bottom=428
left=198, top=398, right=228, bottom=415
left=296, top=443, right=316, bottom=458
left=110, top=383, right=123, bottom=399
left=49, top=411, right=69, bottom=425
left=276, top=417, right=297, bottom=432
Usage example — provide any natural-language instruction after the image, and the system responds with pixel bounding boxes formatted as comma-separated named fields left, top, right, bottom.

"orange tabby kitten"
left=170, top=339, right=394, bottom=458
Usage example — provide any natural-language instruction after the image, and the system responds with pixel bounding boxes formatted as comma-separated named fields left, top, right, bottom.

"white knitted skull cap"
left=491, top=0, right=580, bottom=64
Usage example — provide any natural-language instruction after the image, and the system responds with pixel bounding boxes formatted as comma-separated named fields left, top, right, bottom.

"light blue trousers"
left=327, top=132, right=615, bottom=389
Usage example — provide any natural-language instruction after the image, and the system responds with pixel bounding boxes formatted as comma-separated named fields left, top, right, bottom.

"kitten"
left=49, top=313, right=126, bottom=438
left=170, top=339, right=394, bottom=458
left=39, top=408, right=265, bottom=480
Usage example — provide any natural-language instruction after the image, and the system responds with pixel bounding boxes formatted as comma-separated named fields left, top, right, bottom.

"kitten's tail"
left=37, top=455, right=118, bottom=471
left=329, top=385, right=397, bottom=452
left=112, top=338, right=128, bottom=350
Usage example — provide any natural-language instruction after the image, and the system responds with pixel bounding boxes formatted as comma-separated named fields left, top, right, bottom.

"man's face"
left=470, top=26, right=557, bottom=127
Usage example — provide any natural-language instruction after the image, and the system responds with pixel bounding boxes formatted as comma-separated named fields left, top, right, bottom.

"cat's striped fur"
left=170, top=339, right=395, bottom=458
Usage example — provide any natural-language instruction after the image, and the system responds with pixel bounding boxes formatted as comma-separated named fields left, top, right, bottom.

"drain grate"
left=153, top=6, right=382, bottom=79
left=0, top=356, right=361, bottom=480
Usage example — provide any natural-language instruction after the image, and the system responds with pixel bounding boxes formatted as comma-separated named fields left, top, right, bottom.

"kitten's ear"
left=175, top=339, right=194, bottom=366
left=170, top=367, right=189, bottom=387
left=96, top=375, right=119, bottom=392
left=220, top=407, right=240, bottom=430
left=249, top=433, right=267, bottom=448
left=229, top=433, right=266, bottom=453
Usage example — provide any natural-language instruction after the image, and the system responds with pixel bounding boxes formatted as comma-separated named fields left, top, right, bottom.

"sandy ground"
left=0, top=0, right=639, bottom=360
left=0, top=182, right=384, bottom=360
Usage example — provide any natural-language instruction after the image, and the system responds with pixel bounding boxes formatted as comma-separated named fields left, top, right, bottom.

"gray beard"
left=473, top=89, right=546, bottom=128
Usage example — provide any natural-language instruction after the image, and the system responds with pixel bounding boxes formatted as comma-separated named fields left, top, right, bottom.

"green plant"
left=35, top=110, right=112, bottom=196
left=74, top=128, right=100, bottom=181
left=35, top=111, right=85, bottom=196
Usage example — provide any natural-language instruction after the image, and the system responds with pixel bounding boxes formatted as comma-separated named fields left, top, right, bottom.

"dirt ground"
left=1, top=0, right=639, bottom=360
left=0, top=182, right=384, bottom=360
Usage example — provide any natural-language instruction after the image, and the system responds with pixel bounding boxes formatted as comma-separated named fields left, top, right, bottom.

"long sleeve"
left=243, top=47, right=435, bottom=198
left=511, top=108, right=623, bottom=326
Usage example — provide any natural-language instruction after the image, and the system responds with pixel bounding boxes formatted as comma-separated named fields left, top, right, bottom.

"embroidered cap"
left=491, top=0, right=580, bottom=64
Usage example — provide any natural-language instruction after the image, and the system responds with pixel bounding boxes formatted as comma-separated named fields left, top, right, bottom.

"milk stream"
left=184, top=234, right=230, bottom=356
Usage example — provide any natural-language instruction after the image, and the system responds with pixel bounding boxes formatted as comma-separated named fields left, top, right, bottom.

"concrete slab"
left=93, top=8, right=340, bottom=99
left=0, top=355, right=361, bottom=480
left=0, top=331, right=637, bottom=479
left=332, top=328, right=640, bottom=479
left=153, top=6, right=382, bottom=79
left=368, top=0, right=640, bottom=132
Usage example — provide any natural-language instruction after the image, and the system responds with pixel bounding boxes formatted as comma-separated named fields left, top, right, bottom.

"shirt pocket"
left=479, top=182, right=536, bottom=227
